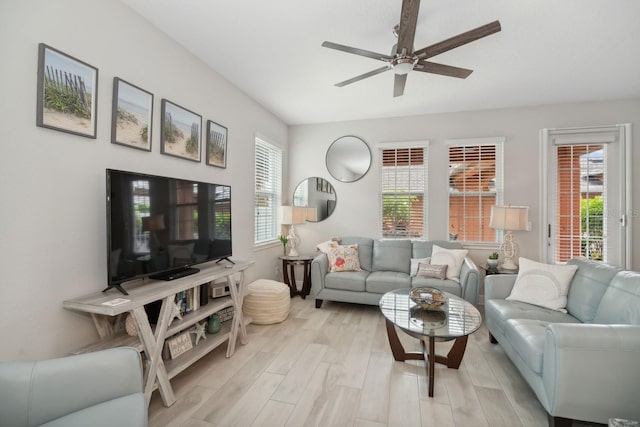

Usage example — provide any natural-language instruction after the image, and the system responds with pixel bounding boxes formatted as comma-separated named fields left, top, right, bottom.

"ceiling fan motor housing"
left=393, top=56, right=415, bottom=75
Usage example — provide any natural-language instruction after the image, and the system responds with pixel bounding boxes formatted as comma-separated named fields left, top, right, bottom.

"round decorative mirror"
left=292, top=177, right=336, bottom=222
left=326, top=135, right=371, bottom=183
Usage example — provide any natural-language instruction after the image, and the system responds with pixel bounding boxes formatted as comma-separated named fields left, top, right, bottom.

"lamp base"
left=501, top=258, right=518, bottom=271
left=287, top=225, right=300, bottom=258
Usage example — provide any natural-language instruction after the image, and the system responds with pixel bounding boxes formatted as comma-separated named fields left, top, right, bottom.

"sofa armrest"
left=542, top=324, right=640, bottom=422
left=484, top=274, right=518, bottom=301
left=311, top=253, right=328, bottom=296
left=459, top=257, right=480, bottom=306
left=0, top=347, right=145, bottom=427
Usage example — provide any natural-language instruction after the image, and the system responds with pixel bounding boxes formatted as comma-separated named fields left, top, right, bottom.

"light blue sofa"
left=0, top=347, right=147, bottom=427
left=485, top=258, right=640, bottom=427
left=311, top=237, right=480, bottom=308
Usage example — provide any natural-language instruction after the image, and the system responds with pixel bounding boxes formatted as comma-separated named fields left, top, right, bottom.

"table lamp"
left=489, top=205, right=529, bottom=270
left=281, top=206, right=306, bottom=256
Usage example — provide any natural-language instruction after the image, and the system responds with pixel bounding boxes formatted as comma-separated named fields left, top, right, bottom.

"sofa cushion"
left=40, top=393, right=147, bottom=427
left=566, top=258, right=623, bottom=323
left=506, top=258, right=578, bottom=312
left=593, top=271, right=640, bottom=325
left=504, top=319, right=548, bottom=374
left=430, top=245, right=468, bottom=282
left=485, top=299, right=580, bottom=338
left=327, top=244, right=362, bottom=272
left=366, top=271, right=411, bottom=294
left=372, top=239, right=411, bottom=274
left=325, top=270, right=368, bottom=292
left=340, top=237, right=374, bottom=271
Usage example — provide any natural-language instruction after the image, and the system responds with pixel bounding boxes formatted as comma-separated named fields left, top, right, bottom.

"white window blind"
left=380, top=146, right=427, bottom=238
left=447, top=138, right=504, bottom=243
left=254, top=137, right=282, bottom=245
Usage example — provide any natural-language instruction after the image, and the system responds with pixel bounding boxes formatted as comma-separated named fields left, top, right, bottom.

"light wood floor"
left=148, top=297, right=604, bottom=427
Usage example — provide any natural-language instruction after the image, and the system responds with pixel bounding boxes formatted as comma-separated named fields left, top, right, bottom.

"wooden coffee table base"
left=385, top=318, right=469, bottom=397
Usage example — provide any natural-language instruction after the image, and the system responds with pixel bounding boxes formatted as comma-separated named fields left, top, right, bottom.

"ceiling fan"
left=321, top=0, right=501, bottom=97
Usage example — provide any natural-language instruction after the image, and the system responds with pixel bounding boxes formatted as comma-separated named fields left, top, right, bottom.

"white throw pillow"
left=316, top=238, right=339, bottom=254
left=430, top=245, right=468, bottom=282
left=506, top=257, right=578, bottom=312
left=410, top=257, right=430, bottom=276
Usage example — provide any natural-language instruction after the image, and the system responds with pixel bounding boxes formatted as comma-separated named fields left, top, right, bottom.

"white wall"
left=0, top=0, right=287, bottom=360
left=288, top=99, right=640, bottom=270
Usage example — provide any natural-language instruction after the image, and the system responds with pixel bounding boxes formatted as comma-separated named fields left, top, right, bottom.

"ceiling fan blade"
left=322, top=41, right=393, bottom=62
left=396, top=0, right=421, bottom=54
left=334, top=66, right=390, bottom=87
left=415, top=60, right=473, bottom=78
left=393, top=74, right=407, bottom=97
left=414, top=20, right=501, bottom=59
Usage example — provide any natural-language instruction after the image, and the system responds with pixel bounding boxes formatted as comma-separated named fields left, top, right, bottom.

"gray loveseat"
left=311, top=237, right=480, bottom=308
left=485, top=258, right=640, bottom=426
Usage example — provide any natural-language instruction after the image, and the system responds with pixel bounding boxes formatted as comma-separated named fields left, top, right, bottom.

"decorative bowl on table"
left=410, top=287, right=447, bottom=309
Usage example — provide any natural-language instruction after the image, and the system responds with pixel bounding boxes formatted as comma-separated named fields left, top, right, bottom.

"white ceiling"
left=121, top=0, right=640, bottom=125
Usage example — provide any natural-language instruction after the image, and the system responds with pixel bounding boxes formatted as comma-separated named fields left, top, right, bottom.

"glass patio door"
left=541, top=124, right=631, bottom=268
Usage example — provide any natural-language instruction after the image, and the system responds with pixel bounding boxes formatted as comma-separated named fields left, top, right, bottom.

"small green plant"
left=279, top=235, right=289, bottom=255
left=488, top=252, right=499, bottom=260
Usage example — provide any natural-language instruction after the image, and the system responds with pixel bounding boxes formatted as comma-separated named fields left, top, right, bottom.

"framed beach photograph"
left=36, top=43, right=98, bottom=138
left=206, top=120, right=227, bottom=168
left=160, top=99, right=201, bottom=162
left=111, top=78, right=153, bottom=151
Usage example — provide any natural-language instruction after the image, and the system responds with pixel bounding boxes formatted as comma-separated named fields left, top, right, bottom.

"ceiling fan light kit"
left=322, top=0, right=501, bottom=97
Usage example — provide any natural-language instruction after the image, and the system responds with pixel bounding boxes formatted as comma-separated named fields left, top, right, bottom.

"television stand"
left=102, top=283, right=129, bottom=295
left=150, top=267, right=200, bottom=281
left=63, top=261, right=254, bottom=408
left=216, top=257, right=235, bottom=264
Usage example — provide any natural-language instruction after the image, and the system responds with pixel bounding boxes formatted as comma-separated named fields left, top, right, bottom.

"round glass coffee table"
left=379, top=288, right=482, bottom=397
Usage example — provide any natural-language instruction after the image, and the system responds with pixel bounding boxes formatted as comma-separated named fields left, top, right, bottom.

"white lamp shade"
left=489, top=205, right=529, bottom=231
left=281, top=206, right=306, bottom=225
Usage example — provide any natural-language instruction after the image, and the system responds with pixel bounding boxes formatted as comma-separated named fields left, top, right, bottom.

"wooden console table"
left=63, top=260, right=253, bottom=407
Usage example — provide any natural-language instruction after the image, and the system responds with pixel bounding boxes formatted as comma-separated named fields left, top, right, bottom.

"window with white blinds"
left=254, top=137, right=282, bottom=245
left=555, top=143, right=605, bottom=262
left=380, top=146, right=427, bottom=238
left=447, top=138, right=504, bottom=243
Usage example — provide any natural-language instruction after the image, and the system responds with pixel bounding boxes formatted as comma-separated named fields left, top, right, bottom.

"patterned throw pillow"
left=410, top=257, right=431, bottom=276
left=416, top=263, right=448, bottom=280
left=327, top=244, right=361, bottom=272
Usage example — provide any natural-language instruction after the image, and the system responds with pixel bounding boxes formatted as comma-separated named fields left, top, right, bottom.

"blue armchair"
left=0, top=347, right=147, bottom=427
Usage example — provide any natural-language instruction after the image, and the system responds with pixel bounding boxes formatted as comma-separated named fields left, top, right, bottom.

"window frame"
left=254, top=136, right=283, bottom=247
left=446, top=137, right=505, bottom=246
left=378, top=141, right=429, bottom=239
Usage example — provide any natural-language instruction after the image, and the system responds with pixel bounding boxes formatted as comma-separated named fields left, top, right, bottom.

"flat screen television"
left=105, top=169, right=232, bottom=294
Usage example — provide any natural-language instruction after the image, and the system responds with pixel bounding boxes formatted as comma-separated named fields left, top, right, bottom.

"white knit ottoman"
left=243, top=279, right=290, bottom=324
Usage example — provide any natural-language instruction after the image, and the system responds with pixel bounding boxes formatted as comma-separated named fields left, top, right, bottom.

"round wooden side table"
left=279, top=254, right=314, bottom=298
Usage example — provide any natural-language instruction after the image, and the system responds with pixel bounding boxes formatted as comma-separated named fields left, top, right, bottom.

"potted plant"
left=279, top=235, right=289, bottom=256
left=487, top=252, right=499, bottom=269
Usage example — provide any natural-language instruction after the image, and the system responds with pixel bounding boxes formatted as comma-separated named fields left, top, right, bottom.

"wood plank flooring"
left=148, top=297, right=605, bottom=427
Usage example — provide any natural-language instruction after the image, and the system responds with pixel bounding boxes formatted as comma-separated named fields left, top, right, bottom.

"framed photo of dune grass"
left=160, top=99, right=201, bottom=162
left=111, top=78, right=153, bottom=151
left=206, top=120, right=227, bottom=168
left=36, top=43, right=98, bottom=138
